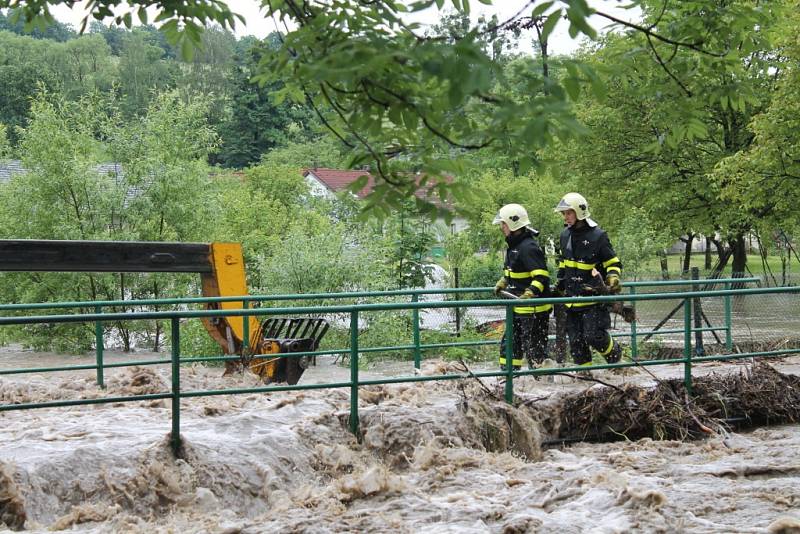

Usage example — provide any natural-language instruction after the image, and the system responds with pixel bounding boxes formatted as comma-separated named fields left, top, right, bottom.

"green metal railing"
left=0, top=277, right=760, bottom=386
left=1, top=278, right=789, bottom=457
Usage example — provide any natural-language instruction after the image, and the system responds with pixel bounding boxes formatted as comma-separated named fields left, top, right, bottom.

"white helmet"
left=554, top=192, right=590, bottom=220
left=493, top=203, right=530, bottom=232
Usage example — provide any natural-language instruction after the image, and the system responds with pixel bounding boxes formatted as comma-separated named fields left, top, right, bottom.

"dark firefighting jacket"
left=502, top=228, right=552, bottom=314
left=557, top=222, right=622, bottom=308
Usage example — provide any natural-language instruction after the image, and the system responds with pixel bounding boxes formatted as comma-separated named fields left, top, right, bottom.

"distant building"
left=302, top=167, right=469, bottom=233
left=0, top=160, right=144, bottom=209
left=666, top=234, right=761, bottom=255
left=0, top=159, right=26, bottom=184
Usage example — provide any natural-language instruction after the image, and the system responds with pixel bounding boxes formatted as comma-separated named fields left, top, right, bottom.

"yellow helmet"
left=554, top=192, right=590, bottom=220
left=492, top=203, right=530, bottom=232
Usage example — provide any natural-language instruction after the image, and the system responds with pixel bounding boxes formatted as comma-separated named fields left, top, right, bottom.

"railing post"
left=724, top=282, right=733, bottom=351
left=411, top=294, right=421, bottom=370
left=683, top=298, right=693, bottom=395
left=94, top=305, right=105, bottom=388
left=504, top=305, right=514, bottom=404
left=350, top=310, right=359, bottom=436
left=454, top=267, right=461, bottom=337
left=691, top=267, right=705, bottom=356
left=170, top=317, right=182, bottom=456
left=629, top=286, right=638, bottom=360
left=242, top=299, right=250, bottom=351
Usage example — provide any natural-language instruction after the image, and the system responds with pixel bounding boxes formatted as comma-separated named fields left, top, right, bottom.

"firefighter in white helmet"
left=554, top=193, right=623, bottom=366
left=492, top=203, right=552, bottom=370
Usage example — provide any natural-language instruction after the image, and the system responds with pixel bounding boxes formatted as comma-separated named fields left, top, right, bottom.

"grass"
left=633, top=253, right=800, bottom=282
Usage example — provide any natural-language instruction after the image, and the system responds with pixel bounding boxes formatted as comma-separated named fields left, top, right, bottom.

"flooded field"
left=1, top=345, right=800, bottom=533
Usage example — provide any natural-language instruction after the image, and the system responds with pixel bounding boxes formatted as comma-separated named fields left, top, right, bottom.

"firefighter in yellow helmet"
left=554, top=193, right=623, bottom=366
left=492, top=203, right=552, bottom=370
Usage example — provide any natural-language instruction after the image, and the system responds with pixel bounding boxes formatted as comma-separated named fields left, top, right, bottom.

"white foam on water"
left=0, top=352, right=799, bottom=532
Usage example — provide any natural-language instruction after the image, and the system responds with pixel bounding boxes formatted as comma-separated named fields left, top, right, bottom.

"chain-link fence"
left=239, top=273, right=800, bottom=370
left=308, top=275, right=799, bottom=366
left=616, top=281, right=800, bottom=358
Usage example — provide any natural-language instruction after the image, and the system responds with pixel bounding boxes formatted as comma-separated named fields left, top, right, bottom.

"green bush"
left=458, top=253, right=500, bottom=296
left=176, top=318, right=225, bottom=363
left=422, top=327, right=496, bottom=363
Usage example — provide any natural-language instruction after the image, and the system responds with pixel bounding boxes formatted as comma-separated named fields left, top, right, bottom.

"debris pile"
left=552, top=362, right=800, bottom=443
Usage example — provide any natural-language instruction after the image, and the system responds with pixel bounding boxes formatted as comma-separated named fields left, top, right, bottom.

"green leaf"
left=568, top=23, right=579, bottom=39
left=540, top=10, right=562, bottom=43
left=685, top=118, right=708, bottom=140
left=566, top=6, right=596, bottom=39
left=402, top=108, right=419, bottom=130
left=590, top=77, right=607, bottom=100
left=180, top=36, right=195, bottom=61
left=448, top=82, right=464, bottom=108
left=531, top=1, right=555, bottom=18
left=517, top=155, right=534, bottom=175
left=410, top=1, right=437, bottom=12
left=153, top=11, right=172, bottom=23
left=347, top=174, right=370, bottom=194
left=563, top=77, right=580, bottom=101
left=388, top=105, right=403, bottom=126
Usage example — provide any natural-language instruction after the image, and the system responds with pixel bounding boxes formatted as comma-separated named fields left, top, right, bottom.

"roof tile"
left=303, top=167, right=452, bottom=206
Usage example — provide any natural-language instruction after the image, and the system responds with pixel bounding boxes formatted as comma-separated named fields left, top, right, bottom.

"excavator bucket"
left=200, top=243, right=332, bottom=384
left=0, top=239, right=329, bottom=385
left=247, top=318, right=330, bottom=385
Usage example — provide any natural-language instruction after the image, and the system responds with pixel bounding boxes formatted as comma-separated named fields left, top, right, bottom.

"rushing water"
left=1, top=346, right=800, bottom=533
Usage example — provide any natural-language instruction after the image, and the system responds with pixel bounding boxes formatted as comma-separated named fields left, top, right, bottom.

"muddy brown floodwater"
left=1, top=344, right=800, bottom=533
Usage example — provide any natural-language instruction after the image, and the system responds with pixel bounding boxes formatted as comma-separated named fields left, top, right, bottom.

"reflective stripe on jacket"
left=557, top=223, right=622, bottom=308
left=502, top=228, right=552, bottom=314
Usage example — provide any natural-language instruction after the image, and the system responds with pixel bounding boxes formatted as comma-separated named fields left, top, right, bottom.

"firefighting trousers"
left=565, top=305, right=615, bottom=365
left=499, top=311, right=551, bottom=369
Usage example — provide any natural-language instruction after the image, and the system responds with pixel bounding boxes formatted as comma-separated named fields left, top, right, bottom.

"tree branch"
left=363, top=79, right=495, bottom=149
left=594, top=10, right=726, bottom=57
left=303, top=89, right=355, bottom=149
left=319, top=83, right=400, bottom=185
left=646, top=34, right=692, bottom=97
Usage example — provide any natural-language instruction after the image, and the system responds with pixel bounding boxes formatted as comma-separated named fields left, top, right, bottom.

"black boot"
left=605, top=342, right=622, bottom=364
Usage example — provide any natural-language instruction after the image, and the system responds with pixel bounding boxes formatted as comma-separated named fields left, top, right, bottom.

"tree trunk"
left=709, top=239, right=733, bottom=280
left=659, top=249, right=669, bottom=280
left=681, top=233, right=695, bottom=276
left=779, top=231, right=790, bottom=287
left=782, top=255, right=788, bottom=287
left=704, top=237, right=712, bottom=270
left=154, top=323, right=161, bottom=352
left=731, top=234, right=747, bottom=289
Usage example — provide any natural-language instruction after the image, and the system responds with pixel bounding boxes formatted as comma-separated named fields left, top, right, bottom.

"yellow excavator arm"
left=0, top=239, right=327, bottom=384
left=199, top=242, right=261, bottom=351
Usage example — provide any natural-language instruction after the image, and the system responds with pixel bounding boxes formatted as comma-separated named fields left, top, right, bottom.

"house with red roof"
left=302, top=167, right=468, bottom=233
left=303, top=168, right=374, bottom=200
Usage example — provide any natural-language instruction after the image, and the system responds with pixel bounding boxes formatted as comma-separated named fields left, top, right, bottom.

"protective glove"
left=556, top=278, right=565, bottom=293
left=520, top=288, right=535, bottom=299
left=580, top=284, right=598, bottom=296
left=606, top=275, right=621, bottom=294
left=493, top=277, right=508, bottom=296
